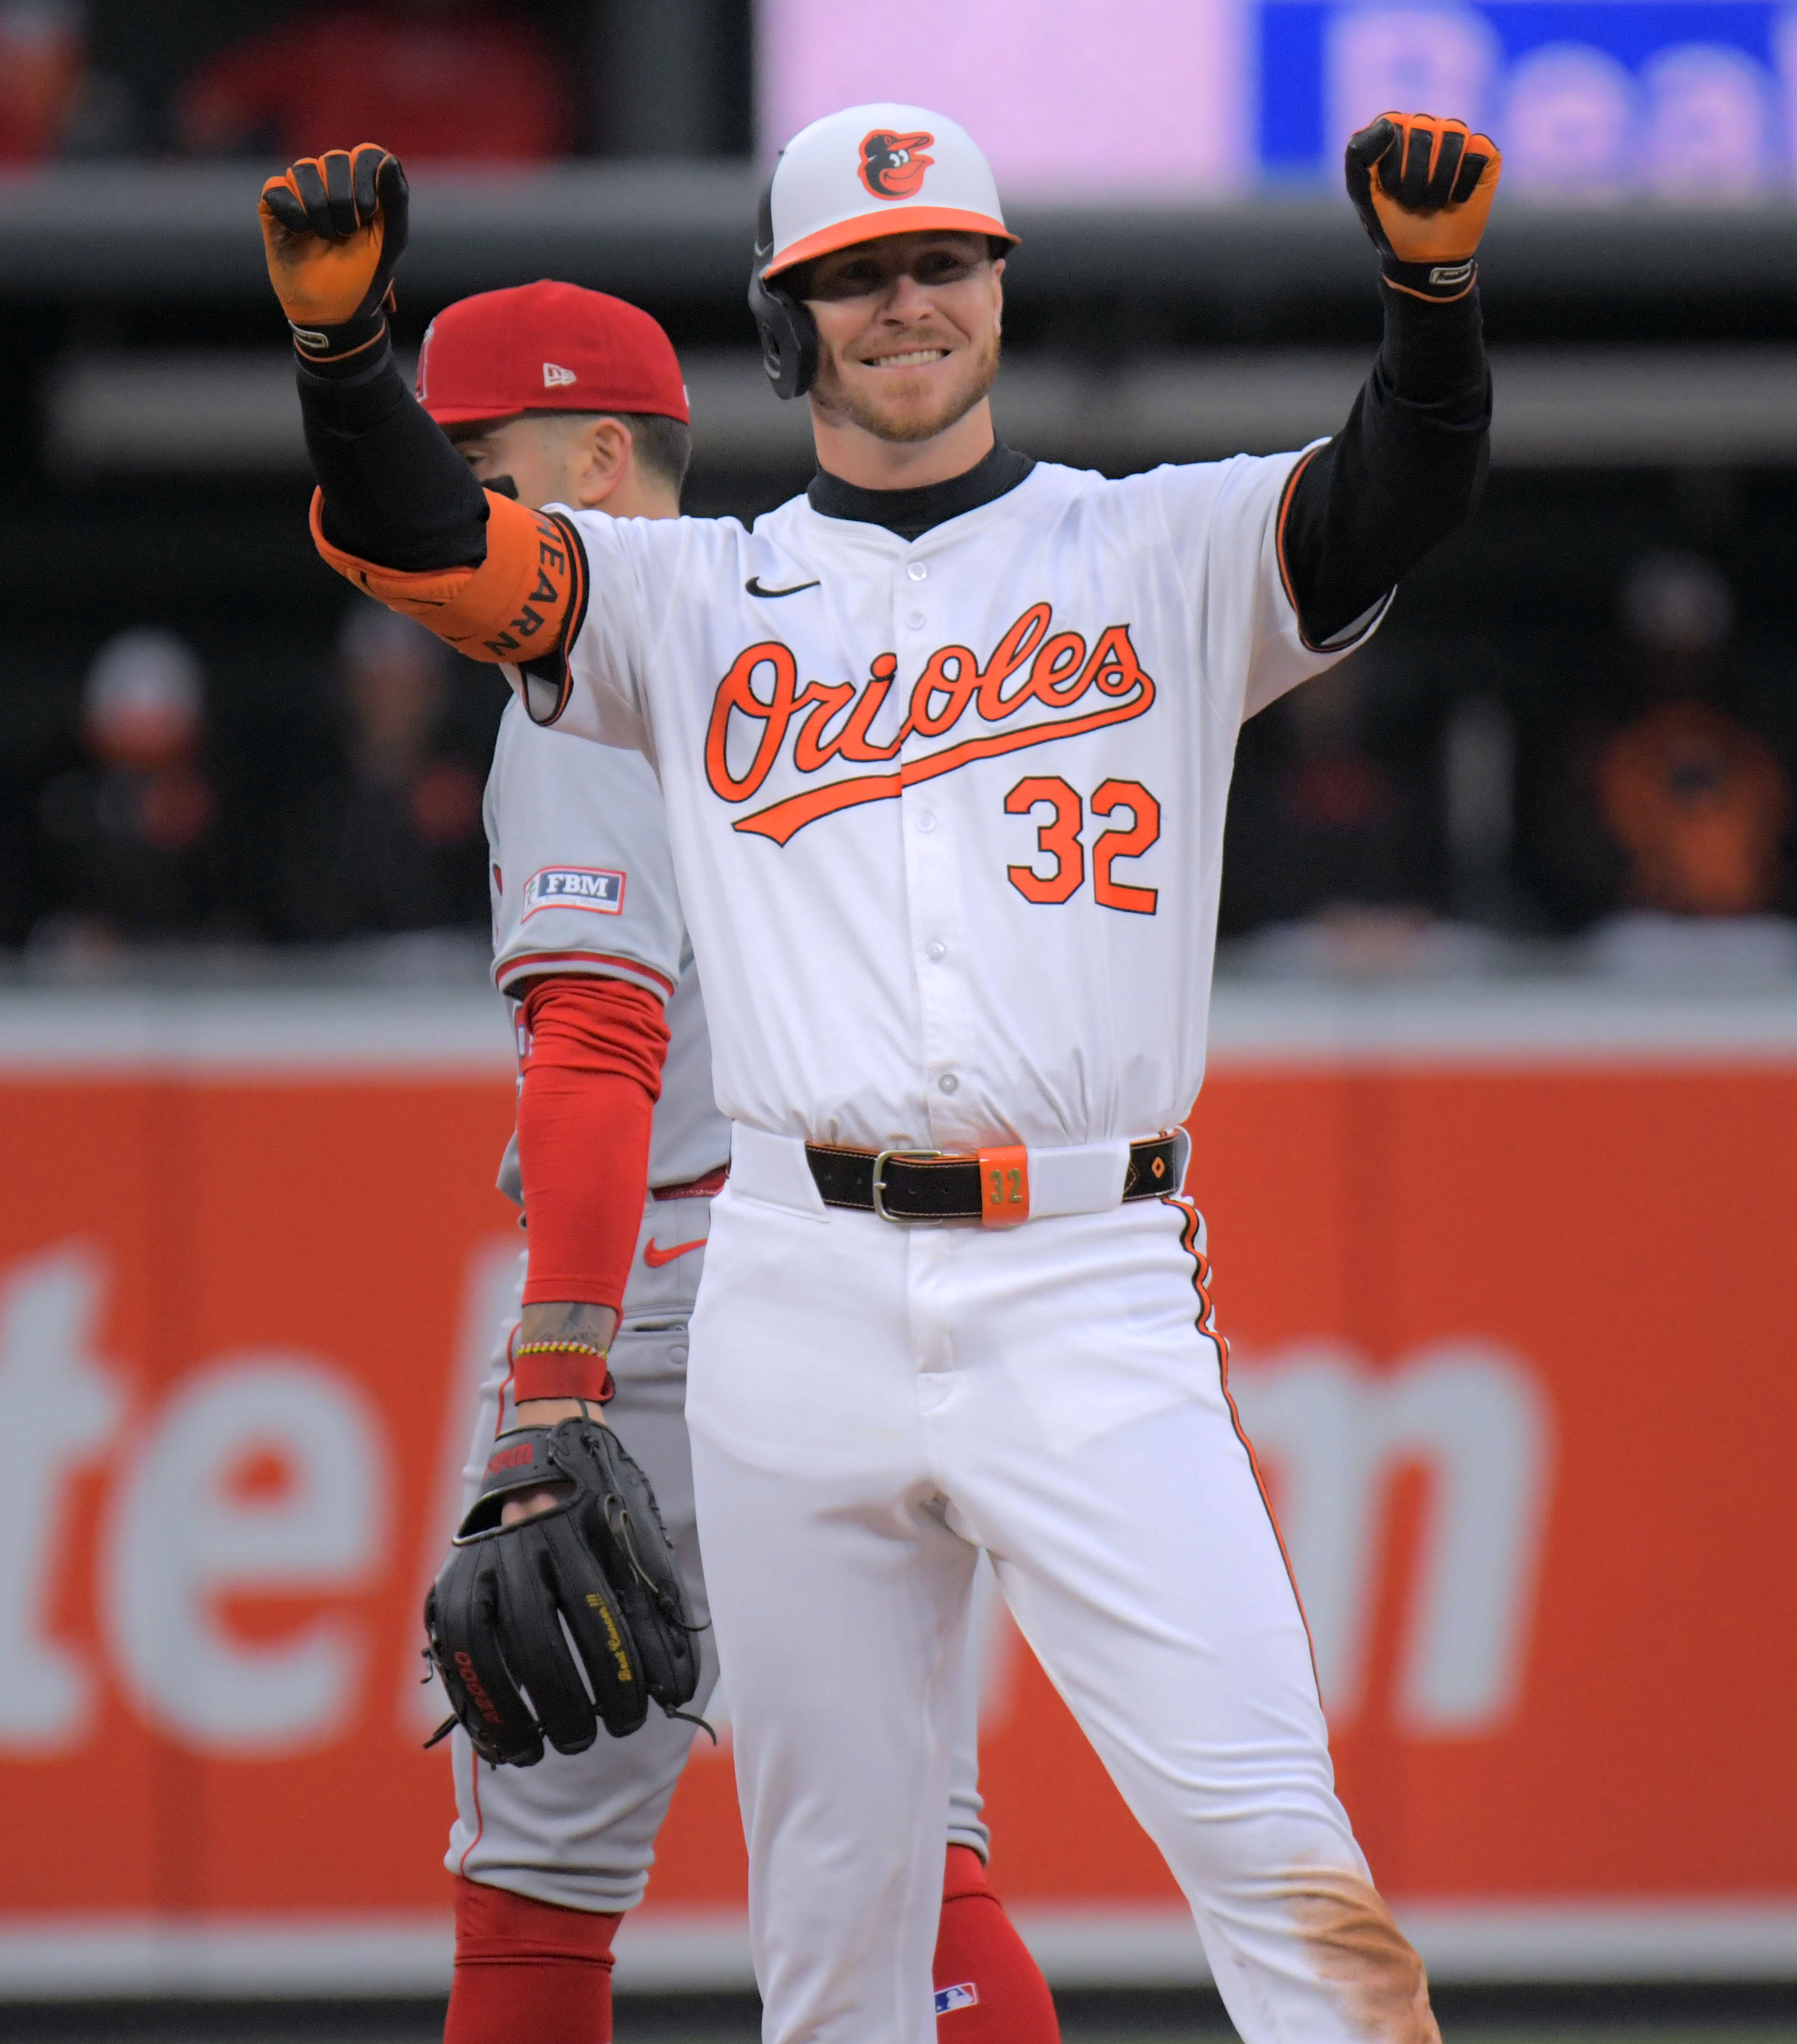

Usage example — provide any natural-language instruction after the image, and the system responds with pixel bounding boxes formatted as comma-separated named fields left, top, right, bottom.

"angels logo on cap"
left=859, top=128, right=934, bottom=200
left=760, top=103, right=1015, bottom=279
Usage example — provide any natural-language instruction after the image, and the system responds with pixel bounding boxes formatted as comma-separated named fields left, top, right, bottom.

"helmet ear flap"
left=748, top=267, right=817, bottom=400
left=748, top=163, right=818, bottom=401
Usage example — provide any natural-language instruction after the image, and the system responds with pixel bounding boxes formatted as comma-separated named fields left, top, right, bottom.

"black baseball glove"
left=424, top=1415, right=702, bottom=1766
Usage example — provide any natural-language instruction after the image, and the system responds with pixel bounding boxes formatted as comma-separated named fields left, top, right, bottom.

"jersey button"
left=914, top=811, right=937, bottom=834
left=906, top=610, right=926, bottom=629
left=937, top=1072, right=959, bottom=1094
left=906, top=561, right=929, bottom=581
left=925, top=941, right=946, bottom=962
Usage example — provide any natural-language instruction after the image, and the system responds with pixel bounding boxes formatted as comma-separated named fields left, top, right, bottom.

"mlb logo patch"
left=934, top=1983, right=979, bottom=2016
left=523, top=867, right=625, bottom=917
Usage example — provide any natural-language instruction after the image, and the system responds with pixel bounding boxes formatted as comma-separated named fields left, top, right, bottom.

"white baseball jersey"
left=526, top=453, right=1374, bottom=1151
left=485, top=694, right=730, bottom=1197
left=499, top=451, right=1427, bottom=2044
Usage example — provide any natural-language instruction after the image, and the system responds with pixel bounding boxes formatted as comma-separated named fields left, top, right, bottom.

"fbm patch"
left=934, top=1984, right=979, bottom=2016
left=523, top=866, right=625, bottom=917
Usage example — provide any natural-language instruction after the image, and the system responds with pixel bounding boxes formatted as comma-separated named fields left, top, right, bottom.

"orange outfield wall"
left=0, top=998, right=1793, bottom=1989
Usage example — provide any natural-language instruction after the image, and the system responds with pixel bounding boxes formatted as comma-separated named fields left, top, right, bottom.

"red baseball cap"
left=415, top=280, right=689, bottom=426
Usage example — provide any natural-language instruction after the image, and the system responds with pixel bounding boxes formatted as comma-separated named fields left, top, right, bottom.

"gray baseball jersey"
left=453, top=699, right=989, bottom=1917
left=485, top=695, right=730, bottom=1228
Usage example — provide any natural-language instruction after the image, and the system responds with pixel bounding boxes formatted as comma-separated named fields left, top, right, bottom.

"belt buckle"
left=871, top=1148, right=948, bottom=1223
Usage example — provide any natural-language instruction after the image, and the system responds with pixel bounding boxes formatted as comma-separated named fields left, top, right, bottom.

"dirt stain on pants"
left=1281, top=1868, right=1440, bottom=2044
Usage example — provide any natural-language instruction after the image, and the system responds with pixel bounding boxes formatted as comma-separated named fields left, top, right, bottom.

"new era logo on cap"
left=934, top=1984, right=979, bottom=2016
left=412, top=282, right=690, bottom=427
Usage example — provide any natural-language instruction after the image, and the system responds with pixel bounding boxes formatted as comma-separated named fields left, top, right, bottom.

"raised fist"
left=258, top=144, right=409, bottom=363
left=1345, top=113, right=1501, bottom=301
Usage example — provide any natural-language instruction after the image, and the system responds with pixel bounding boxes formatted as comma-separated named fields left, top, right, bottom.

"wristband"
left=291, top=306, right=390, bottom=374
left=1380, top=254, right=1478, bottom=305
left=512, top=1340, right=615, bottom=1407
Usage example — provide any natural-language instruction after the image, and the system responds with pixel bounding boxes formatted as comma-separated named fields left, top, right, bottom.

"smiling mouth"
left=862, top=347, right=950, bottom=369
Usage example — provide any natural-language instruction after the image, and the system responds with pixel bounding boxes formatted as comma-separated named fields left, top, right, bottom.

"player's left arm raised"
left=1277, top=111, right=1502, bottom=651
left=1342, top=111, right=1500, bottom=301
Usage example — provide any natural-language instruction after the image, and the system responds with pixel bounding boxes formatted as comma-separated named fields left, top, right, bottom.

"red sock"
left=446, top=1875, right=622, bottom=2044
left=933, top=1845, right=1061, bottom=2044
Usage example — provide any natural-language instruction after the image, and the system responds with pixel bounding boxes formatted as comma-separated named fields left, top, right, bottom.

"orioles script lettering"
left=704, top=600, right=1156, bottom=844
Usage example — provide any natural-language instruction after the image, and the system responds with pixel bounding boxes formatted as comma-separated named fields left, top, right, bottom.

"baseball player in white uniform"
left=264, top=96, right=1501, bottom=2044
left=406, top=282, right=1058, bottom=2044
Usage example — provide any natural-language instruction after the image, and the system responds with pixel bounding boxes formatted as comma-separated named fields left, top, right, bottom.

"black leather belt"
left=804, top=1134, right=1183, bottom=1224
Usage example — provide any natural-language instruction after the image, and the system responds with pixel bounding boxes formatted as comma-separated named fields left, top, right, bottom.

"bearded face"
left=802, top=232, right=1005, bottom=448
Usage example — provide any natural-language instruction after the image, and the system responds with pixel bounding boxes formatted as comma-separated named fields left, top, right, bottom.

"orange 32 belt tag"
left=978, top=1145, right=1030, bottom=1226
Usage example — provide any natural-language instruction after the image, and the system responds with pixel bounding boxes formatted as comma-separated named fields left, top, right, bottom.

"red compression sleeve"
left=514, top=975, right=669, bottom=1401
left=934, top=1846, right=1061, bottom=2044
left=447, top=1876, right=620, bottom=2044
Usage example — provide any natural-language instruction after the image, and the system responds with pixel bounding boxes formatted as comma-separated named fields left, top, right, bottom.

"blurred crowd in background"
left=4, top=545, right=1794, bottom=969
left=4, top=604, right=499, bottom=960
left=1222, top=547, right=1797, bottom=972
left=0, top=0, right=746, bottom=164
left=2, top=0, right=1795, bottom=976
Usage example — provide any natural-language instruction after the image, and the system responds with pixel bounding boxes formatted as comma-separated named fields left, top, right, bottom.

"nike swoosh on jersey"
left=745, top=576, right=821, bottom=599
left=643, top=1235, right=707, bottom=1268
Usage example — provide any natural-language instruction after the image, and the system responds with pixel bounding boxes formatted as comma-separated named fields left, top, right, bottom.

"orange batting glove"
left=1344, top=112, right=1501, bottom=303
left=258, top=143, right=409, bottom=367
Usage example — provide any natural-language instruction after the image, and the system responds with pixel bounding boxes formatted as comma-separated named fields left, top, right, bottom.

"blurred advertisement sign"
left=1260, top=0, right=1797, bottom=194
left=761, top=0, right=1797, bottom=199
left=758, top=0, right=1251, bottom=194
left=0, top=990, right=1795, bottom=1993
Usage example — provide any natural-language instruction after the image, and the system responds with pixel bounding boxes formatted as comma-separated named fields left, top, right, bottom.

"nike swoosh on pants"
left=644, top=1236, right=707, bottom=1267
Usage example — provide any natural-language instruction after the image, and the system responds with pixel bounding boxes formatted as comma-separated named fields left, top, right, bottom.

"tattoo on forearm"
left=518, top=1300, right=619, bottom=1352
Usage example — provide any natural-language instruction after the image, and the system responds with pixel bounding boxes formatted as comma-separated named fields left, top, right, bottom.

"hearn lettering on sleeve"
left=481, top=514, right=583, bottom=663
left=523, top=867, right=626, bottom=916
left=704, top=601, right=1156, bottom=845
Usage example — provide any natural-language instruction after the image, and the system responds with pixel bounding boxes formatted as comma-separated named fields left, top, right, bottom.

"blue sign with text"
left=1257, top=1, right=1795, bottom=193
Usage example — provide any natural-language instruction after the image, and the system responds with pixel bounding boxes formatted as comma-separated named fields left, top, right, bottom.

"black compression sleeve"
left=1280, top=282, right=1490, bottom=649
left=296, top=333, right=489, bottom=573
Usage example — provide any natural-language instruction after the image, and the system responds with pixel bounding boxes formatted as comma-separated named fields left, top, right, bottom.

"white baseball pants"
left=686, top=1161, right=1435, bottom=2044
left=446, top=1203, right=992, bottom=1916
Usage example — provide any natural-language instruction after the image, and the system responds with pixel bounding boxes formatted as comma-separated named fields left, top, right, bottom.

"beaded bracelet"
left=511, top=1333, right=615, bottom=1408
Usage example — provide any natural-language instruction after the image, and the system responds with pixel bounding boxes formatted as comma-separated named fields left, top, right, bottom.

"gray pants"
left=446, top=1201, right=991, bottom=1914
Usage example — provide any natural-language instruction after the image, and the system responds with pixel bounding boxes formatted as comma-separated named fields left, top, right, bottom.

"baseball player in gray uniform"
left=411, top=281, right=1058, bottom=2044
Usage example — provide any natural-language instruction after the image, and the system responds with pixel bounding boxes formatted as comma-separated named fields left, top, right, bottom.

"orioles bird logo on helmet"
left=858, top=128, right=934, bottom=199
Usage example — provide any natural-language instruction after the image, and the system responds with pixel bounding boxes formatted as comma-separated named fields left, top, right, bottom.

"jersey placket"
left=893, top=545, right=980, bottom=1152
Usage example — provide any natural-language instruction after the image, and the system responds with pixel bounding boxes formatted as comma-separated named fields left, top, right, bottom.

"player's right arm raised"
left=263, top=169, right=663, bottom=1434
left=259, top=148, right=584, bottom=690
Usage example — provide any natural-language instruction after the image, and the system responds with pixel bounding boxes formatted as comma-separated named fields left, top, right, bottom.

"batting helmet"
left=748, top=103, right=1016, bottom=401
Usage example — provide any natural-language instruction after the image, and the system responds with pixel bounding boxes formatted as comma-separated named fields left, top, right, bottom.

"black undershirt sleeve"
left=1280, top=283, right=1491, bottom=649
left=292, top=288, right=1485, bottom=635
left=296, top=334, right=489, bottom=573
